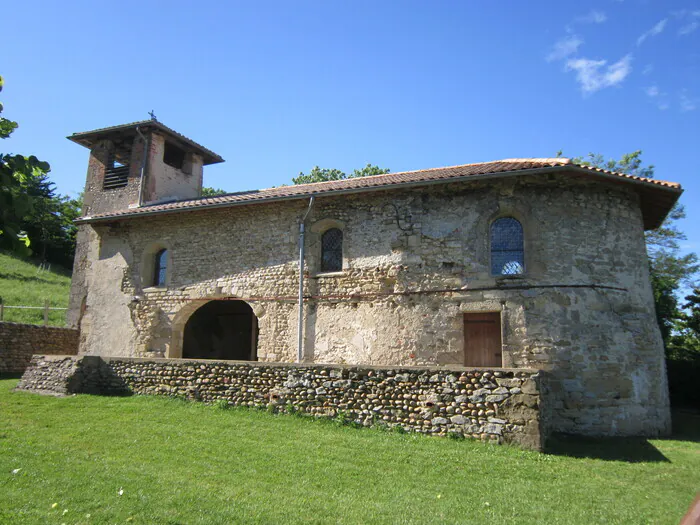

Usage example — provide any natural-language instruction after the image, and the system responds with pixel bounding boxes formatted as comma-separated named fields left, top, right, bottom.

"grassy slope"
left=0, top=251, right=71, bottom=326
left=1, top=379, right=698, bottom=525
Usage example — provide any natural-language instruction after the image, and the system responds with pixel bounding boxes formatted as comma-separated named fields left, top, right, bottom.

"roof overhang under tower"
left=68, top=120, right=224, bottom=165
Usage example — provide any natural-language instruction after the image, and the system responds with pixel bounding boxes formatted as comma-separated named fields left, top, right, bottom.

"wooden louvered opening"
left=463, top=312, right=503, bottom=367
left=103, top=165, right=130, bottom=190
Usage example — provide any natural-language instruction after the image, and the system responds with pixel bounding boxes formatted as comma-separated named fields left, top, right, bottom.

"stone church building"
left=66, top=119, right=682, bottom=437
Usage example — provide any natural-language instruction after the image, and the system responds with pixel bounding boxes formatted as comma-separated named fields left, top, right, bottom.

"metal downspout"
left=297, top=196, right=315, bottom=362
left=135, top=126, right=150, bottom=206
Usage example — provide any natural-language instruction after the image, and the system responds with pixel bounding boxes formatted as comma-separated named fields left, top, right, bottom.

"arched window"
left=321, top=228, right=343, bottom=272
left=490, top=218, right=524, bottom=275
left=153, top=249, right=168, bottom=286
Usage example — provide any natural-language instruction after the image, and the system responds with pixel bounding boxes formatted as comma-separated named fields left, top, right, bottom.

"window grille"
left=103, top=157, right=129, bottom=190
left=321, top=228, right=343, bottom=272
left=153, top=249, right=168, bottom=286
left=490, top=218, right=524, bottom=275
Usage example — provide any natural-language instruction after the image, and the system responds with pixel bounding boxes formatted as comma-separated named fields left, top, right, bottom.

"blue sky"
left=2, top=1, right=699, bottom=252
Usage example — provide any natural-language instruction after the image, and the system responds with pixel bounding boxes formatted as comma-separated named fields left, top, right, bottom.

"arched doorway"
left=182, top=300, right=258, bottom=361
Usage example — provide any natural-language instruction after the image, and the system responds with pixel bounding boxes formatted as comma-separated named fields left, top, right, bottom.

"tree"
left=12, top=170, right=73, bottom=266
left=201, top=186, right=227, bottom=197
left=571, top=150, right=655, bottom=179
left=668, top=287, right=700, bottom=360
left=292, top=164, right=389, bottom=185
left=570, top=150, right=699, bottom=349
left=1, top=76, right=54, bottom=255
left=1, top=74, right=81, bottom=267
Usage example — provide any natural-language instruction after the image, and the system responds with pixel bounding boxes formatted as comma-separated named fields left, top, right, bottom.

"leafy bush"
left=667, top=358, right=700, bottom=409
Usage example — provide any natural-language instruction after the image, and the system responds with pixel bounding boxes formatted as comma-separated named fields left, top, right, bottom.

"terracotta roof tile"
left=77, top=158, right=682, bottom=230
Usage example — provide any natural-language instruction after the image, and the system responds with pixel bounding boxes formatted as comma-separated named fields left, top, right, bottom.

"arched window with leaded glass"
left=490, top=218, right=524, bottom=275
left=153, top=248, right=168, bottom=287
left=321, top=228, right=343, bottom=273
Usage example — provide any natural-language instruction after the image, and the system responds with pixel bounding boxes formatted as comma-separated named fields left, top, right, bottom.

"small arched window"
left=321, top=228, right=343, bottom=272
left=153, top=249, right=168, bottom=286
left=490, top=218, right=524, bottom=275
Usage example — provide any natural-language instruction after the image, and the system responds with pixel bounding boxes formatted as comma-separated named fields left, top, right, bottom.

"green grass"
left=0, top=379, right=698, bottom=524
left=0, top=251, right=71, bottom=326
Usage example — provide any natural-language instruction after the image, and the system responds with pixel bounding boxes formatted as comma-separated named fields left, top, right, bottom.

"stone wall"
left=16, top=356, right=549, bottom=450
left=0, top=323, right=79, bottom=374
left=67, top=172, right=670, bottom=437
left=142, top=132, right=203, bottom=205
left=82, top=135, right=144, bottom=217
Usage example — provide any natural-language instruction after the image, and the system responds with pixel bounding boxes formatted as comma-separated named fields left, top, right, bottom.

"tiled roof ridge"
left=77, top=158, right=681, bottom=225
left=269, top=157, right=571, bottom=192
left=236, top=157, right=676, bottom=196
left=572, top=163, right=678, bottom=187
left=69, top=119, right=155, bottom=137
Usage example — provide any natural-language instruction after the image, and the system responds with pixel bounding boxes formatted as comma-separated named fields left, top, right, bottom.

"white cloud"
left=637, top=19, right=668, bottom=46
left=679, top=20, right=699, bottom=35
left=680, top=92, right=697, bottom=112
left=546, top=35, right=584, bottom=62
left=644, top=85, right=670, bottom=110
left=565, top=54, right=633, bottom=94
left=674, top=9, right=700, bottom=35
left=577, top=10, right=608, bottom=24
left=642, top=64, right=653, bottom=75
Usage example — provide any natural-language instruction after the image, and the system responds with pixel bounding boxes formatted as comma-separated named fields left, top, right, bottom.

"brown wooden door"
left=463, top=312, right=502, bottom=367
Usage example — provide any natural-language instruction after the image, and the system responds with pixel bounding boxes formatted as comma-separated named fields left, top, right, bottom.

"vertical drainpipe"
left=135, top=126, right=150, bottom=206
left=297, top=196, right=315, bottom=362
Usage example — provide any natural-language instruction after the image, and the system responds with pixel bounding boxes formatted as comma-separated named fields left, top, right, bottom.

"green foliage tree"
left=201, top=186, right=227, bottom=197
left=17, top=170, right=82, bottom=267
left=0, top=75, right=52, bottom=255
left=572, top=150, right=655, bottom=178
left=292, top=164, right=389, bottom=185
left=667, top=288, right=700, bottom=360
left=0, top=75, right=80, bottom=267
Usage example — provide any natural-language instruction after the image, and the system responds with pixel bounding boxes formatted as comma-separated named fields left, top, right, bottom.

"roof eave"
left=75, top=165, right=682, bottom=230
left=67, top=121, right=225, bottom=165
left=564, top=165, right=682, bottom=230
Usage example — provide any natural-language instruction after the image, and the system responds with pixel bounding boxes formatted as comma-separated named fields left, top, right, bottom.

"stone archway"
left=170, top=299, right=258, bottom=361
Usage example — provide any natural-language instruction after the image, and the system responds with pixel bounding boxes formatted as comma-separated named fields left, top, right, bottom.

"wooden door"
left=463, top=312, right=502, bottom=367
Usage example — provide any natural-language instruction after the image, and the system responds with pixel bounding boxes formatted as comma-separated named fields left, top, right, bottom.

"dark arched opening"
left=182, top=300, right=258, bottom=361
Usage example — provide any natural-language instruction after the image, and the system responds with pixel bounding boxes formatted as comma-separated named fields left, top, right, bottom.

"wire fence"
left=0, top=298, right=68, bottom=327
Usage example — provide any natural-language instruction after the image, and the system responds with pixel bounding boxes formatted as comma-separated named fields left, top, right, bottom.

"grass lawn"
left=1, top=378, right=698, bottom=525
left=0, top=251, right=71, bottom=326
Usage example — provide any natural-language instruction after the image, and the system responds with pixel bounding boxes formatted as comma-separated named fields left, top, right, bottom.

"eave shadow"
left=545, top=434, right=670, bottom=463
left=545, top=409, right=700, bottom=462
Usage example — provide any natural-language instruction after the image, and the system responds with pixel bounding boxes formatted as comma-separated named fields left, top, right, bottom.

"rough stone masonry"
left=60, top=121, right=683, bottom=439
left=0, top=322, right=78, bottom=374
left=17, top=355, right=549, bottom=450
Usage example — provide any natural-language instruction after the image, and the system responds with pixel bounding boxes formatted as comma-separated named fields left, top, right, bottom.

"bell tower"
left=68, top=119, right=224, bottom=217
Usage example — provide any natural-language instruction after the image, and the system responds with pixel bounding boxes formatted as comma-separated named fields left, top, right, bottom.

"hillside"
left=0, top=251, right=72, bottom=326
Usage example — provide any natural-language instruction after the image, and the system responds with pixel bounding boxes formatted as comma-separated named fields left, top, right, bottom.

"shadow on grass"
left=0, top=373, right=24, bottom=380
left=669, top=408, right=700, bottom=444
left=546, top=408, right=700, bottom=463
left=546, top=434, right=670, bottom=463
left=0, top=271, right=59, bottom=284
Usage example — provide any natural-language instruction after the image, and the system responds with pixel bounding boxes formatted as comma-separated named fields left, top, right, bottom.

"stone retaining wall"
left=16, top=355, right=549, bottom=450
left=0, top=323, right=79, bottom=374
